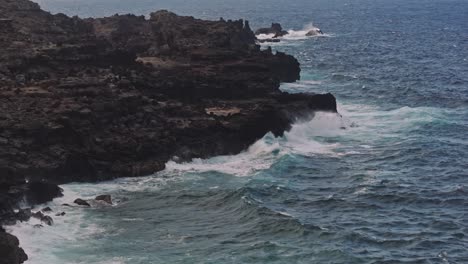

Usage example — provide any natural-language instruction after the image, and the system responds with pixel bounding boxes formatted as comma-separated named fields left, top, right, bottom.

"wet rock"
left=73, top=199, right=90, bottom=207
left=41, top=215, right=53, bottom=226
left=31, top=211, right=53, bottom=225
left=258, top=38, right=281, bottom=43
left=31, top=211, right=44, bottom=220
left=305, top=28, right=323, bottom=36
left=15, top=208, right=31, bottom=222
left=41, top=207, right=52, bottom=213
left=55, top=212, right=66, bottom=216
left=255, top=23, right=289, bottom=38
left=95, top=195, right=112, bottom=205
left=33, top=224, right=43, bottom=228
left=0, top=231, right=28, bottom=264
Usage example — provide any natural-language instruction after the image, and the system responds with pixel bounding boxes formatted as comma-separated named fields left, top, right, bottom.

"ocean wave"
left=283, top=23, right=332, bottom=40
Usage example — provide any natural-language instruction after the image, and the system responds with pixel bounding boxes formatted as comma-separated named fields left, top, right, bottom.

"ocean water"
left=9, top=0, right=468, bottom=263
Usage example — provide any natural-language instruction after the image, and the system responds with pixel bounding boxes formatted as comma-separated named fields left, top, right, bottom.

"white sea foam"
left=258, top=23, right=332, bottom=44
left=256, top=33, right=276, bottom=40
left=164, top=139, right=282, bottom=177
left=163, top=111, right=346, bottom=176
left=283, top=23, right=330, bottom=40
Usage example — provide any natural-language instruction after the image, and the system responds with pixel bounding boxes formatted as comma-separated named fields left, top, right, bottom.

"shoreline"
left=0, top=0, right=336, bottom=262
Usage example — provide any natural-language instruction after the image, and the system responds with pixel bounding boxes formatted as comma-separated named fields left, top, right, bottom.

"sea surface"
left=9, top=0, right=468, bottom=263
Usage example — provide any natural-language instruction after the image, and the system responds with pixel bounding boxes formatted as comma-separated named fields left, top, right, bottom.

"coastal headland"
left=0, top=0, right=336, bottom=262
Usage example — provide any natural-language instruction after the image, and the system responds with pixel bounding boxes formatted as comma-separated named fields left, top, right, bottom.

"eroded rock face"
left=0, top=0, right=335, bottom=186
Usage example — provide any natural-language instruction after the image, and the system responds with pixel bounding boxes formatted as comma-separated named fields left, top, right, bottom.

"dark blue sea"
left=10, top=0, right=468, bottom=263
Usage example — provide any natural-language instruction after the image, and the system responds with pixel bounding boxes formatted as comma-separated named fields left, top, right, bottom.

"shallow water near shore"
left=10, top=0, right=468, bottom=263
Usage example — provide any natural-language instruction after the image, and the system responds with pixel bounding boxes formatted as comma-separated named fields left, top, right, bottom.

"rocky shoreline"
left=0, top=0, right=336, bottom=262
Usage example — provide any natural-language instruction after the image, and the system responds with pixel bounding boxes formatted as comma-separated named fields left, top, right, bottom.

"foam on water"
left=257, top=23, right=333, bottom=45
left=284, top=23, right=331, bottom=40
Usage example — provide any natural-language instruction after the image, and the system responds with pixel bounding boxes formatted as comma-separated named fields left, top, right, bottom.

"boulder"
left=305, top=28, right=323, bottom=36
left=41, top=215, right=53, bottom=226
left=31, top=211, right=53, bottom=225
left=73, top=199, right=90, bottom=207
left=31, top=211, right=44, bottom=220
left=95, top=195, right=112, bottom=205
left=41, top=207, right=52, bottom=213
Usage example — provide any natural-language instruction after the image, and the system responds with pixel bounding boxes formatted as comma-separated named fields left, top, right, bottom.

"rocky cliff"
left=0, top=0, right=337, bottom=262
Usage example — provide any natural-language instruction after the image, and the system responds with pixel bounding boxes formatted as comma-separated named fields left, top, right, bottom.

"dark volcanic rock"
left=15, top=209, right=31, bottom=222
left=25, top=182, right=63, bottom=205
left=95, top=195, right=112, bottom=205
left=74, top=199, right=91, bottom=207
left=0, top=0, right=335, bottom=186
left=41, top=207, right=53, bottom=212
left=0, top=229, right=28, bottom=264
left=31, top=211, right=53, bottom=225
left=255, top=23, right=289, bottom=38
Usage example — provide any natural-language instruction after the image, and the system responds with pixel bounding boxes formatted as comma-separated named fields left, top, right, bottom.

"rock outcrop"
left=73, top=199, right=91, bottom=207
left=306, top=28, right=324, bottom=36
left=0, top=228, right=28, bottom=264
left=255, top=23, right=289, bottom=38
left=95, top=195, right=112, bottom=205
left=0, top=0, right=338, bottom=261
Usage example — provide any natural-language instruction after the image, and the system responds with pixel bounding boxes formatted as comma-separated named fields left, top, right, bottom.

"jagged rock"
left=31, top=211, right=44, bottom=220
left=41, top=207, right=52, bottom=213
left=255, top=23, right=289, bottom=38
left=0, top=230, right=28, bottom=264
left=73, top=199, right=90, bottom=207
left=41, top=216, right=53, bottom=226
left=15, top=209, right=31, bottom=222
left=95, top=195, right=112, bottom=205
left=31, top=211, right=53, bottom=225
